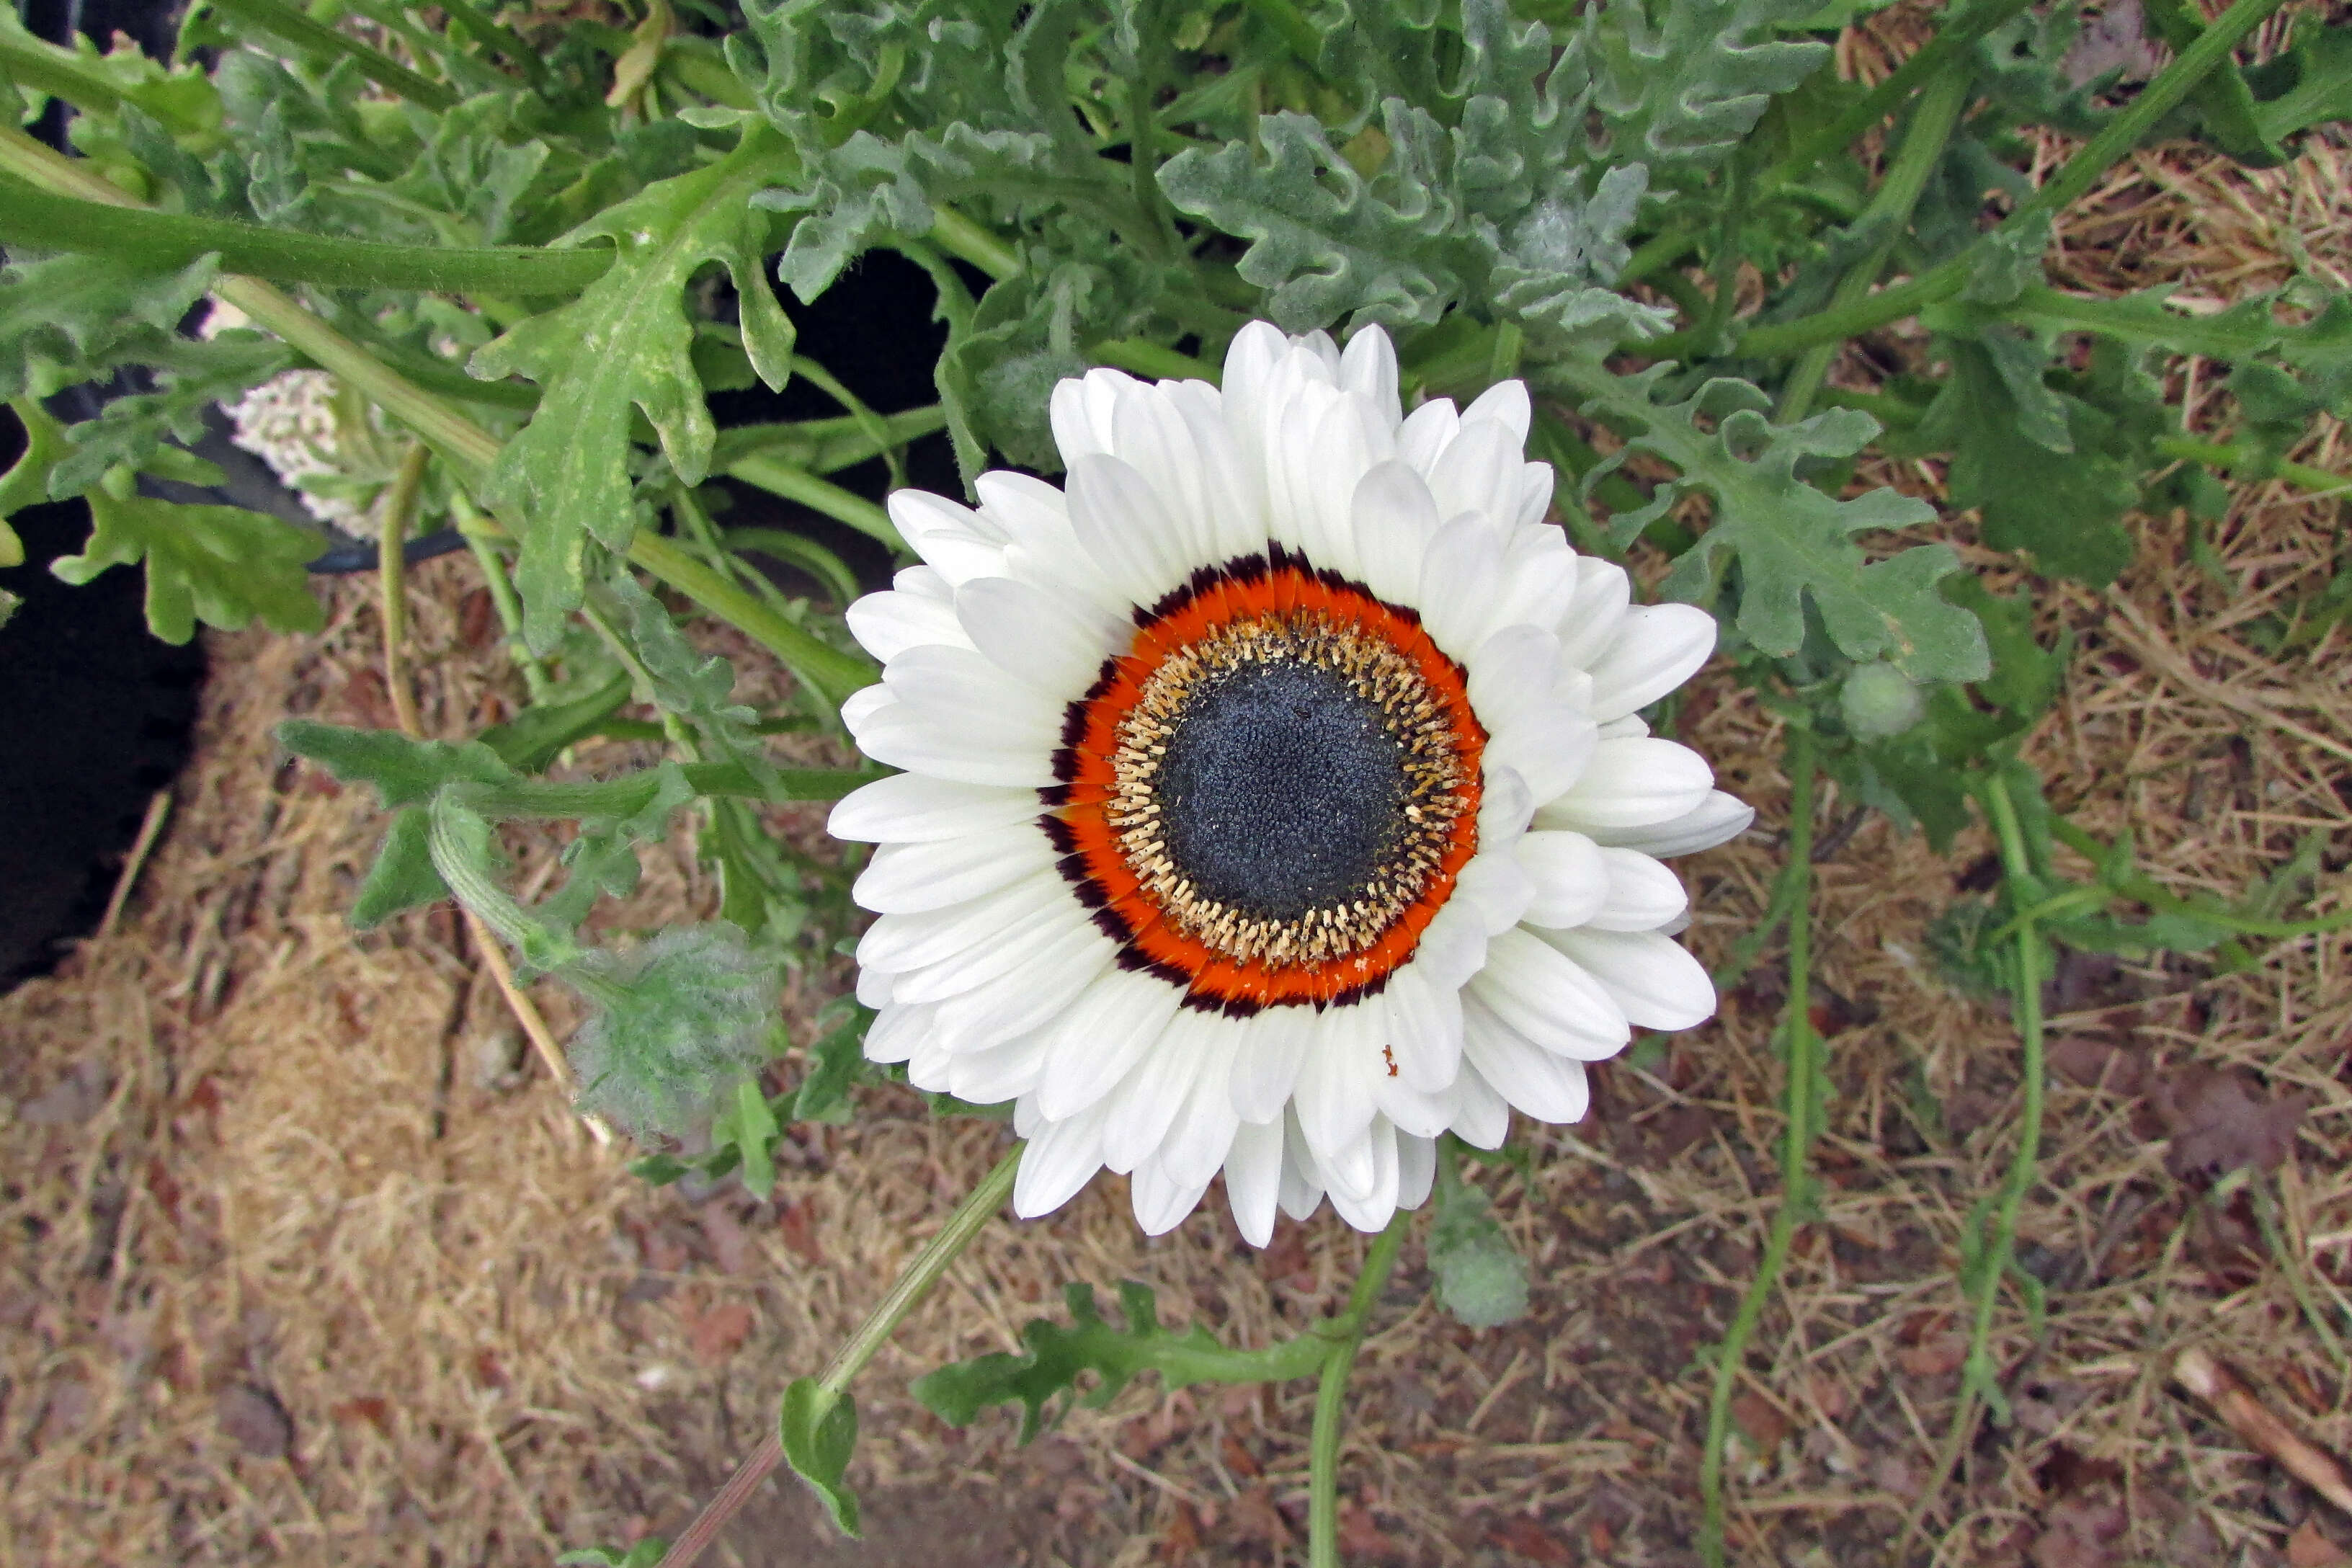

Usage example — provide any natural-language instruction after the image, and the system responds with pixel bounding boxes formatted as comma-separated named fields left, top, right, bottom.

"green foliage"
left=1564, top=365, right=1990, bottom=682
left=710, top=1074, right=784, bottom=1198
left=780, top=1379, right=861, bottom=1536
left=1579, top=0, right=1830, bottom=181
left=0, top=251, right=220, bottom=401
left=556, top=1538, right=667, bottom=1568
left=914, top=1280, right=1324, bottom=1439
left=472, top=125, right=796, bottom=648
left=1428, top=1143, right=1529, bottom=1329
left=566, top=923, right=781, bottom=1139
left=50, top=473, right=323, bottom=643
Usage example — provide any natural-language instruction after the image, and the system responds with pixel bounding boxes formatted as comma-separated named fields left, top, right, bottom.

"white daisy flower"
left=827, top=322, right=1753, bottom=1242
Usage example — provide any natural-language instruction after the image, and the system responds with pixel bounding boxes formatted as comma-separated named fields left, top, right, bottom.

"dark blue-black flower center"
left=1154, top=659, right=1409, bottom=923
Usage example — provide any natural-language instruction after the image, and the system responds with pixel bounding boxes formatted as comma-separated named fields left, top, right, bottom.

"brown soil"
left=6, top=45, right=2352, bottom=1568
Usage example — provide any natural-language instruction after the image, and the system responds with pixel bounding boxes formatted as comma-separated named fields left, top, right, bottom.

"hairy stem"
left=377, top=443, right=433, bottom=740
left=1698, top=726, right=1817, bottom=1568
left=0, top=182, right=615, bottom=295
left=1778, top=66, right=1974, bottom=422
left=1308, top=1208, right=1412, bottom=1568
left=656, top=1147, right=1023, bottom=1568
left=1901, top=770, right=2049, bottom=1549
left=1731, top=0, right=2290, bottom=361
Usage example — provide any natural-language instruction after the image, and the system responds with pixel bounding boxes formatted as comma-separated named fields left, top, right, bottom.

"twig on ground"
left=2173, top=1346, right=2352, bottom=1515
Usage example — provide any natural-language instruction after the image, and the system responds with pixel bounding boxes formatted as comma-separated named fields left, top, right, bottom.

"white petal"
left=1158, top=1025, right=1244, bottom=1190
left=1554, top=558, right=1633, bottom=668
left=1451, top=850, right=1534, bottom=935
left=1131, top=1155, right=1212, bottom=1236
left=886, top=644, right=1066, bottom=734
left=957, top=576, right=1130, bottom=697
left=1586, top=604, right=1717, bottom=722
left=1467, top=625, right=1564, bottom=734
left=1425, top=417, right=1523, bottom=527
left=852, top=823, right=1056, bottom=914
left=1102, top=1008, right=1222, bottom=1175
left=1484, top=706, right=1600, bottom=803
left=1448, top=1061, right=1510, bottom=1148
left=1490, top=528, right=1582, bottom=638
left=1228, top=1004, right=1313, bottom=1123
left=1584, top=790, right=1756, bottom=856
left=1223, top=1115, right=1286, bottom=1247
left=1539, top=737, right=1714, bottom=831
left=888, top=490, right=1006, bottom=584
left=1460, top=997, right=1592, bottom=1123
left=1396, top=1133, right=1438, bottom=1211
left=883, top=900, right=1097, bottom=1004
left=1515, top=829, right=1608, bottom=930
left=973, top=471, right=1123, bottom=610
left=948, top=1032, right=1050, bottom=1105
left=1588, top=849, right=1689, bottom=932
left=850, top=699, right=1059, bottom=789
left=840, top=682, right=893, bottom=731
left=1291, top=1003, right=1380, bottom=1168
left=1166, top=378, right=1266, bottom=561
left=1371, top=1073, right=1451, bottom=1139
left=906, top=1025, right=954, bottom=1091
left=1397, top=398, right=1458, bottom=475
left=862, top=1000, right=932, bottom=1063
left=857, top=962, right=894, bottom=1008
left=1461, top=379, right=1532, bottom=444
left=1035, top=967, right=1188, bottom=1121
left=855, top=873, right=1069, bottom=972
left=1477, top=763, right=1536, bottom=847
left=1513, top=460, right=1555, bottom=528
left=1410, top=899, right=1490, bottom=991
left=829, top=773, right=1043, bottom=845
left=1466, top=927, right=1630, bottom=1059
left=1339, top=325, right=1400, bottom=416
left=1323, top=1118, right=1400, bottom=1231
left=845, top=575, right=971, bottom=662
left=1066, top=453, right=1194, bottom=610
left=930, top=922, right=1118, bottom=1050
left=1416, top=512, right=1507, bottom=659
left=1379, top=960, right=1463, bottom=1093
left=1014, top=1101, right=1111, bottom=1218
left=1350, top=460, right=1443, bottom=607
left=1276, top=1106, right=1327, bottom=1221
left=1545, top=928, right=1716, bottom=1030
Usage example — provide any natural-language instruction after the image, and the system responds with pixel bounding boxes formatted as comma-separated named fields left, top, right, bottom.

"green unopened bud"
left=1840, top=662, right=1925, bottom=739
left=564, top=923, right=778, bottom=1139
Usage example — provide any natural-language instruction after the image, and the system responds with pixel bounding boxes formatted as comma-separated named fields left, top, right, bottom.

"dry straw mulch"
left=6, top=68, right=2352, bottom=1568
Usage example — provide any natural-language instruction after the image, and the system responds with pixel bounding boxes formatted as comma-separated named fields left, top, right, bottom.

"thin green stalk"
left=377, top=442, right=433, bottom=740
left=1698, top=726, right=1817, bottom=1568
left=626, top=530, right=878, bottom=708
left=2152, top=435, right=2352, bottom=496
left=1089, top=337, right=1222, bottom=383
left=1778, top=66, right=1973, bottom=423
left=0, top=180, right=616, bottom=296
left=207, top=0, right=457, bottom=109
left=1693, top=151, right=1756, bottom=358
left=723, top=452, right=901, bottom=548
left=453, top=500, right=552, bottom=702
left=1899, top=770, right=2049, bottom=1550
left=1307, top=1208, right=1412, bottom=1568
left=1730, top=0, right=2291, bottom=362
left=655, top=1147, right=1023, bottom=1568
left=927, top=203, right=1023, bottom=281
left=1764, top=0, right=2038, bottom=187
left=2045, top=817, right=2352, bottom=937
left=1242, top=0, right=1324, bottom=66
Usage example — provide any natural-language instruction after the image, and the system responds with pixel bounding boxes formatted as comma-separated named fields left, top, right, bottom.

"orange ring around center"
left=1043, top=551, right=1486, bottom=1012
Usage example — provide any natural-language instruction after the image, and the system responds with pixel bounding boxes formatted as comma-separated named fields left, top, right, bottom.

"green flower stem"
left=378, top=442, right=432, bottom=741
left=206, top=0, right=458, bottom=110
left=2155, top=438, right=2352, bottom=496
left=930, top=203, right=1023, bottom=281
left=625, top=530, right=880, bottom=708
left=1307, top=1206, right=1412, bottom=1568
left=1729, top=0, right=2290, bottom=362
left=1778, top=65, right=1973, bottom=423
left=0, top=179, right=617, bottom=296
left=1899, top=770, right=2049, bottom=1549
left=1090, top=337, right=1221, bottom=382
left=2046, top=817, right=2352, bottom=937
left=0, top=35, right=153, bottom=120
left=724, top=451, right=901, bottom=547
left=1763, top=0, right=2039, bottom=187
left=452, top=496, right=553, bottom=702
left=710, top=406, right=948, bottom=476
left=472, top=762, right=878, bottom=821
left=656, top=1147, right=1023, bottom=1568
left=1698, top=726, right=1817, bottom=1568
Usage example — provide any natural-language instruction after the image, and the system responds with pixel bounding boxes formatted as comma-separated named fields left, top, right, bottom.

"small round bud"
left=564, top=924, right=778, bottom=1139
left=1839, top=662, right=1925, bottom=739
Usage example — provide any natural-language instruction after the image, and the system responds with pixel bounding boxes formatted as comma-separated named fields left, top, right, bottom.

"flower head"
left=830, top=323, right=1752, bottom=1241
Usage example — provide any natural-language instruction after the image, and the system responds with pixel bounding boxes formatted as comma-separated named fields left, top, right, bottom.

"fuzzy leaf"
left=780, top=1379, right=861, bottom=1536
left=1567, top=366, right=1989, bottom=680
left=0, top=399, right=74, bottom=540
left=471, top=126, right=796, bottom=649
left=351, top=807, right=450, bottom=927
left=792, top=1009, right=868, bottom=1124
left=1582, top=0, right=1830, bottom=181
left=46, top=332, right=295, bottom=497
left=277, top=720, right=517, bottom=806
left=476, top=671, right=635, bottom=773
left=0, top=251, right=220, bottom=401
left=50, top=487, right=321, bottom=643
left=710, top=1075, right=782, bottom=1199
left=1429, top=1154, right=1528, bottom=1329
left=565, top=923, right=780, bottom=1139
